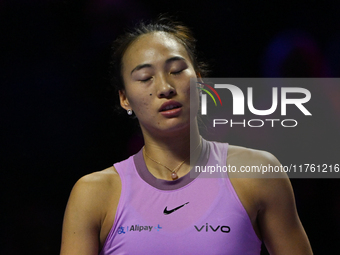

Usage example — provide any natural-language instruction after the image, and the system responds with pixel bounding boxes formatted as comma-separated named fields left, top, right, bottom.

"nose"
left=156, top=74, right=176, bottom=98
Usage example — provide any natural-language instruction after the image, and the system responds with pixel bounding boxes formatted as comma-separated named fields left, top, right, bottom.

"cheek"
left=128, top=93, right=153, bottom=117
left=181, top=75, right=195, bottom=98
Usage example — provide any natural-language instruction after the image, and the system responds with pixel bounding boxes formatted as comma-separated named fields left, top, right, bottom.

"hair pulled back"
left=110, top=15, right=208, bottom=95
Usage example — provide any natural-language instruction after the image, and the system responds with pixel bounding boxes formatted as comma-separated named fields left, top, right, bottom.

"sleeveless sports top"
left=99, top=138, right=262, bottom=255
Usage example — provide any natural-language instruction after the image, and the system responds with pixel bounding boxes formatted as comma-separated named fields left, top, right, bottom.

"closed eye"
left=171, top=69, right=184, bottom=75
left=139, top=77, right=152, bottom=82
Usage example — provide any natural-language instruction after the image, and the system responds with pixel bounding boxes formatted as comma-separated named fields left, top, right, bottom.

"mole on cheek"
left=150, top=94, right=152, bottom=96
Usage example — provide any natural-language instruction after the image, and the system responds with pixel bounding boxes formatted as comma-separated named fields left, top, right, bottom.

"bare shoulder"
left=67, top=167, right=121, bottom=223
left=60, top=166, right=121, bottom=254
left=227, top=144, right=291, bottom=208
left=72, top=166, right=120, bottom=197
left=226, top=146, right=313, bottom=254
left=223, top=144, right=312, bottom=253
left=75, top=166, right=120, bottom=188
left=228, top=144, right=280, bottom=166
left=227, top=144, right=285, bottom=179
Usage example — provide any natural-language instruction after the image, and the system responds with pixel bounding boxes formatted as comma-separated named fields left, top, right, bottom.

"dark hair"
left=110, top=15, right=208, bottom=112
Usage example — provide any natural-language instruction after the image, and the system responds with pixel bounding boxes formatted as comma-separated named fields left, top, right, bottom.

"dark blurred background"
left=1, top=0, right=340, bottom=254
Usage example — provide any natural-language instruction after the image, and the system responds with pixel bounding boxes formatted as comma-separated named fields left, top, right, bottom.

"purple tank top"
left=99, top=139, right=262, bottom=255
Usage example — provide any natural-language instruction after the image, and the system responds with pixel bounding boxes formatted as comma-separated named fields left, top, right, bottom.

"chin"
left=148, top=119, right=191, bottom=136
left=164, top=119, right=190, bottom=133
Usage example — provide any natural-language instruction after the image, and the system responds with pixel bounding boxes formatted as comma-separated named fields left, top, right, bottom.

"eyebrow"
left=130, top=56, right=186, bottom=75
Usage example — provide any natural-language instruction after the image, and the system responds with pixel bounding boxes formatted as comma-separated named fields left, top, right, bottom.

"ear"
left=119, top=90, right=131, bottom=111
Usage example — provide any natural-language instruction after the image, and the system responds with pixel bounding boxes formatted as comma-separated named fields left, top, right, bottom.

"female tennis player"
left=60, top=17, right=313, bottom=255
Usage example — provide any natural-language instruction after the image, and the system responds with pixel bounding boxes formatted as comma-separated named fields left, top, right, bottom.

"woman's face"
left=119, top=31, right=199, bottom=134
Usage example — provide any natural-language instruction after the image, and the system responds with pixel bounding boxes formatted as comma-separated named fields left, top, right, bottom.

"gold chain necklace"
left=143, top=138, right=202, bottom=180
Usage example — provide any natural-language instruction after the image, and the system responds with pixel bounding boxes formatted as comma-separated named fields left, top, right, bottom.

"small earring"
left=127, top=109, right=133, bottom=115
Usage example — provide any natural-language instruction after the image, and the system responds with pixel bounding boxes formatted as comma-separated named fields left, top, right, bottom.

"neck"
left=141, top=120, right=202, bottom=180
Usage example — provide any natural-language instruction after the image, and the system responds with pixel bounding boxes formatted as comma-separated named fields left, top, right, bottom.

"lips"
left=159, top=100, right=183, bottom=117
left=159, top=100, right=182, bottom=112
